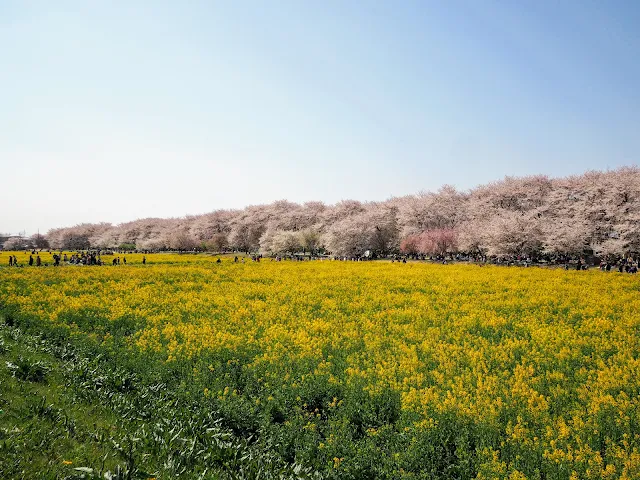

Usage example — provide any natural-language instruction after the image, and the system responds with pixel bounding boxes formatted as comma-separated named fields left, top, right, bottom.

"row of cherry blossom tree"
left=41, top=167, right=640, bottom=258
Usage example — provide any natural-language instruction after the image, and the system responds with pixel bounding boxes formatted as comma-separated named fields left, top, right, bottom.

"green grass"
left=0, top=320, right=318, bottom=480
left=0, top=325, right=125, bottom=479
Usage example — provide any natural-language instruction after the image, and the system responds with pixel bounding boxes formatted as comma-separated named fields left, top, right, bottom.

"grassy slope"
left=0, top=319, right=317, bottom=480
left=0, top=324, right=126, bottom=479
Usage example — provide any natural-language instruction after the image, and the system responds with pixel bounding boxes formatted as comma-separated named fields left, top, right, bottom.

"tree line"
left=8, top=167, right=639, bottom=259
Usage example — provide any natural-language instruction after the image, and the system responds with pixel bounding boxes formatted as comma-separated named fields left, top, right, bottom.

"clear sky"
left=1, top=1, right=639, bottom=235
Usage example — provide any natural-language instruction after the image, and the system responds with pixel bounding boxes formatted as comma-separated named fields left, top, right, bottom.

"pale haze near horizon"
left=1, top=1, right=638, bottom=235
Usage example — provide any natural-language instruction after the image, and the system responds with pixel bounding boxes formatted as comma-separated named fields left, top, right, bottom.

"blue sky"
left=1, top=0, right=639, bottom=234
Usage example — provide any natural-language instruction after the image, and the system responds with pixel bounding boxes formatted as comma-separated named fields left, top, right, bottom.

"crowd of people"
left=599, top=258, right=639, bottom=273
left=3, top=250, right=147, bottom=267
left=2, top=249, right=639, bottom=274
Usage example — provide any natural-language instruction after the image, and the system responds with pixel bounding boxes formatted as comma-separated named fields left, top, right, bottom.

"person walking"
left=9, top=255, right=13, bottom=267
left=29, top=255, right=34, bottom=266
left=36, top=255, right=41, bottom=266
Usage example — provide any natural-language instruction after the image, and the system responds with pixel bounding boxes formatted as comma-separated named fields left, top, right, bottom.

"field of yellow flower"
left=1, top=252, right=639, bottom=479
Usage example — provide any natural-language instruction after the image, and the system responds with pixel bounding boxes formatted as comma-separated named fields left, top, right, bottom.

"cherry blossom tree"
left=47, top=223, right=111, bottom=250
left=2, top=236, right=29, bottom=250
left=167, top=230, right=198, bottom=251
left=324, top=204, right=398, bottom=257
left=189, top=210, right=236, bottom=241
left=321, top=200, right=366, bottom=227
left=462, top=175, right=551, bottom=256
left=31, top=233, right=49, bottom=249
left=61, top=231, right=91, bottom=250
left=203, top=233, right=229, bottom=252
left=399, top=235, right=421, bottom=255
left=299, top=228, right=322, bottom=254
left=259, top=229, right=301, bottom=255
left=136, top=237, right=167, bottom=252
left=397, top=185, right=467, bottom=237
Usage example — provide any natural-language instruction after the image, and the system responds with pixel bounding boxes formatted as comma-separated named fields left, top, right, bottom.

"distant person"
left=142, top=256, right=146, bottom=265
left=123, top=257, right=127, bottom=265
left=36, top=255, right=41, bottom=266
left=112, top=258, right=117, bottom=266
left=29, top=255, right=34, bottom=266
left=234, top=256, right=238, bottom=263
left=9, top=256, right=13, bottom=267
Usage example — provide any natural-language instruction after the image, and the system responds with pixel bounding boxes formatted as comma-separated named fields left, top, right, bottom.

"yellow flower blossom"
left=2, top=254, right=640, bottom=478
